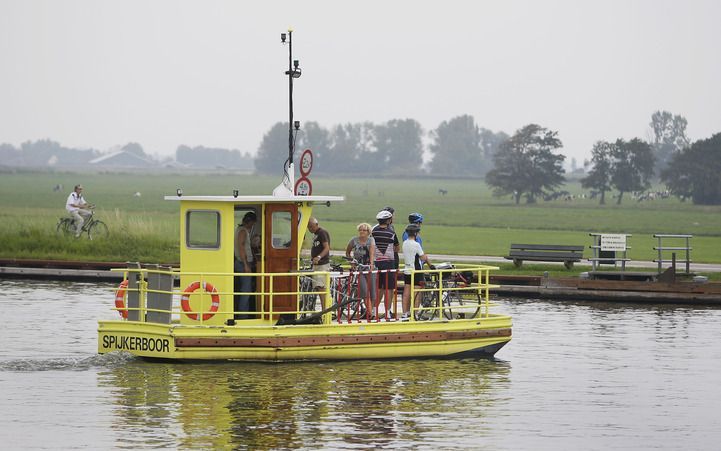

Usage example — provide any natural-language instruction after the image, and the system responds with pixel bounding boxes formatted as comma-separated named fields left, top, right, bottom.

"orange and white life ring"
left=180, top=281, right=220, bottom=321
left=115, top=279, right=129, bottom=319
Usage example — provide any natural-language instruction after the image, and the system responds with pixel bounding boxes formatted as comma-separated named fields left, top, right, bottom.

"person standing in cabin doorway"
left=234, top=211, right=257, bottom=319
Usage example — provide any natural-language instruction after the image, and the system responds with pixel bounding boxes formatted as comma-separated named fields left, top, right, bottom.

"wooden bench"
left=505, top=244, right=584, bottom=269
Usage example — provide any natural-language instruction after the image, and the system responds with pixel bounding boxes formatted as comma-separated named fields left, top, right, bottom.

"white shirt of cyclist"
left=66, top=192, right=86, bottom=212
left=402, top=238, right=425, bottom=275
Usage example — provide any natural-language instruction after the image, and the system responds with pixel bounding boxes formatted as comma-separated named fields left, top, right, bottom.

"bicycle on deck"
left=414, top=262, right=482, bottom=321
left=298, top=259, right=364, bottom=323
left=56, top=207, right=109, bottom=240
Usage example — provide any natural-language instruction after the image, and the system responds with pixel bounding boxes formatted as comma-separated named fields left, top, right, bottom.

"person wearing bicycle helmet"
left=65, top=184, right=93, bottom=238
left=402, top=212, right=424, bottom=246
left=372, top=209, right=399, bottom=318
left=401, top=223, right=434, bottom=321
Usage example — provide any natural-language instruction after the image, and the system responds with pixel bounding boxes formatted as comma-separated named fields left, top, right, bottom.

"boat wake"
left=0, top=351, right=137, bottom=372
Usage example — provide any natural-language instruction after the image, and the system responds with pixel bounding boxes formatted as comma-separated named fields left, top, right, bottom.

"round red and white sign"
left=294, top=177, right=312, bottom=196
left=300, top=149, right=313, bottom=177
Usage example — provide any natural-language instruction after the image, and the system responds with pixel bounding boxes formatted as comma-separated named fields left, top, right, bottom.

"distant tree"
left=581, top=141, right=615, bottom=204
left=650, top=110, right=689, bottom=173
left=479, top=128, right=509, bottom=176
left=318, top=123, right=365, bottom=174
left=485, top=124, right=565, bottom=204
left=0, top=143, right=20, bottom=164
left=176, top=145, right=249, bottom=168
left=429, top=115, right=483, bottom=176
left=610, top=138, right=655, bottom=204
left=662, top=133, right=721, bottom=205
left=296, top=121, right=330, bottom=168
left=19, top=139, right=96, bottom=166
left=255, top=122, right=289, bottom=175
left=373, top=118, right=423, bottom=171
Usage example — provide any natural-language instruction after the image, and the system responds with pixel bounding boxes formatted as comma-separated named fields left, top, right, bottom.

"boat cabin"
left=165, top=194, right=344, bottom=326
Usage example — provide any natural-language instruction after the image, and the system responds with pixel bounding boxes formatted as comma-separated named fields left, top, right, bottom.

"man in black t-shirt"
left=308, top=217, right=331, bottom=305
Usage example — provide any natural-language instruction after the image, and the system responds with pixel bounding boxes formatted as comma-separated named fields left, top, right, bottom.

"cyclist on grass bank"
left=65, top=184, right=93, bottom=238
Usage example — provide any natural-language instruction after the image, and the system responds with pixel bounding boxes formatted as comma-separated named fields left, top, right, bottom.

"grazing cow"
left=438, top=188, right=448, bottom=196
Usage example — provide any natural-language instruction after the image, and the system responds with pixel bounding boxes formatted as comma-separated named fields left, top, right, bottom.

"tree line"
left=254, top=116, right=508, bottom=177
left=2, top=110, right=719, bottom=205
left=0, top=140, right=251, bottom=170
left=256, top=111, right=721, bottom=205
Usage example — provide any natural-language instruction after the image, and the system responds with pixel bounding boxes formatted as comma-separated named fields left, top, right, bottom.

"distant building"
left=89, top=150, right=158, bottom=168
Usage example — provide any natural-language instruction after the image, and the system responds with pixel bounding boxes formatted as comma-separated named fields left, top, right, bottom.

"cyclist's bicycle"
left=297, top=259, right=363, bottom=323
left=56, top=208, right=109, bottom=240
left=298, top=260, right=319, bottom=321
left=336, top=257, right=371, bottom=321
left=414, top=263, right=481, bottom=321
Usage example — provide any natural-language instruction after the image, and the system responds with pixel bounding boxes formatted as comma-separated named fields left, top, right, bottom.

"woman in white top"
left=345, top=222, right=377, bottom=311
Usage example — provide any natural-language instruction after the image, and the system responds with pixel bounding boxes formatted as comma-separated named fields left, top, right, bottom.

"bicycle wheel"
left=56, top=218, right=74, bottom=237
left=88, top=220, right=109, bottom=240
left=414, top=284, right=439, bottom=321
left=445, top=287, right=482, bottom=319
left=298, top=277, right=317, bottom=319
left=337, top=277, right=366, bottom=321
left=441, top=288, right=459, bottom=320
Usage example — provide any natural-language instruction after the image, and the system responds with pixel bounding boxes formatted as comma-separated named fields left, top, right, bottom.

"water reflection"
left=98, top=357, right=511, bottom=449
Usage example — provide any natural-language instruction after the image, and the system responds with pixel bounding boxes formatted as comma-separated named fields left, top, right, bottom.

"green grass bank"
left=2, top=170, right=720, bottom=268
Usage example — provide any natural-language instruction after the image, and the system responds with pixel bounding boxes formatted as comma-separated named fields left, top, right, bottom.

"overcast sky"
left=1, top=0, right=719, bottom=163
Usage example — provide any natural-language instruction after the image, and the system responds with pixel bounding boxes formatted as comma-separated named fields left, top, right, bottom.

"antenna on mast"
left=273, top=28, right=302, bottom=197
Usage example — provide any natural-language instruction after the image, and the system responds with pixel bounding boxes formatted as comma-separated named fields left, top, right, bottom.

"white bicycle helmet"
left=376, top=210, right=393, bottom=220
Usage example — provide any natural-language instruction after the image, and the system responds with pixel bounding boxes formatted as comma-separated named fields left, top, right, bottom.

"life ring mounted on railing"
left=115, top=279, right=129, bottom=319
left=180, top=281, right=220, bottom=321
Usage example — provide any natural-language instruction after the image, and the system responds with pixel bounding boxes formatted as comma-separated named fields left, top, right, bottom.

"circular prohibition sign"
left=300, top=149, right=313, bottom=177
left=294, top=176, right=312, bottom=196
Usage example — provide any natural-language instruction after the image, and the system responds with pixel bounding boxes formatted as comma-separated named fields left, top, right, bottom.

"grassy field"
left=1, top=170, right=721, bottom=267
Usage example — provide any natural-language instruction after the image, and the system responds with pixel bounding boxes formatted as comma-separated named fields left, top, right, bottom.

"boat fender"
left=181, top=281, right=220, bottom=321
left=114, top=279, right=129, bottom=319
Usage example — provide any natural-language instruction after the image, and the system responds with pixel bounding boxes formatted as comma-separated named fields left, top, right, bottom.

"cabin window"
left=186, top=210, right=221, bottom=249
left=271, top=211, right=292, bottom=249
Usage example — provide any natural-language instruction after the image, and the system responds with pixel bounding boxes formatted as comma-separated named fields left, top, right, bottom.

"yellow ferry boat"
left=97, top=191, right=512, bottom=360
left=96, top=30, right=511, bottom=361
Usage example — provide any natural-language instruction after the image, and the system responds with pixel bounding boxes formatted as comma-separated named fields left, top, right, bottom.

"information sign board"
left=600, top=234, right=627, bottom=251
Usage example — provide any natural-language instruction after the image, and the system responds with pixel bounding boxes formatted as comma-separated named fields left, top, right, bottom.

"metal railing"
left=653, top=234, right=693, bottom=274
left=108, top=262, right=500, bottom=325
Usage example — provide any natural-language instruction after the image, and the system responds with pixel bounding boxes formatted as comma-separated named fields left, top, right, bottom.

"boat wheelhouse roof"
left=164, top=195, right=345, bottom=203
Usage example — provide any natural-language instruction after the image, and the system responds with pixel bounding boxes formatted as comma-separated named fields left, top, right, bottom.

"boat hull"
left=98, top=315, right=512, bottom=361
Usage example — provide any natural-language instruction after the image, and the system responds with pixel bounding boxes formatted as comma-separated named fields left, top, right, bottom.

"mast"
left=274, top=29, right=301, bottom=196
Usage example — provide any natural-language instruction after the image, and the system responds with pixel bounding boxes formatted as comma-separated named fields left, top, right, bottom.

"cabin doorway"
left=233, top=205, right=260, bottom=318
left=263, top=203, right=299, bottom=317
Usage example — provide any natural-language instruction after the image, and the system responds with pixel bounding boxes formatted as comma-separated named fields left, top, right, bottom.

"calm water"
left=1, top=279, right=720, bottom=450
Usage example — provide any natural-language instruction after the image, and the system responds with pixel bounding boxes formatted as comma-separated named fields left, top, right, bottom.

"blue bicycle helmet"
left=408, top=212, right=424, bottom=224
